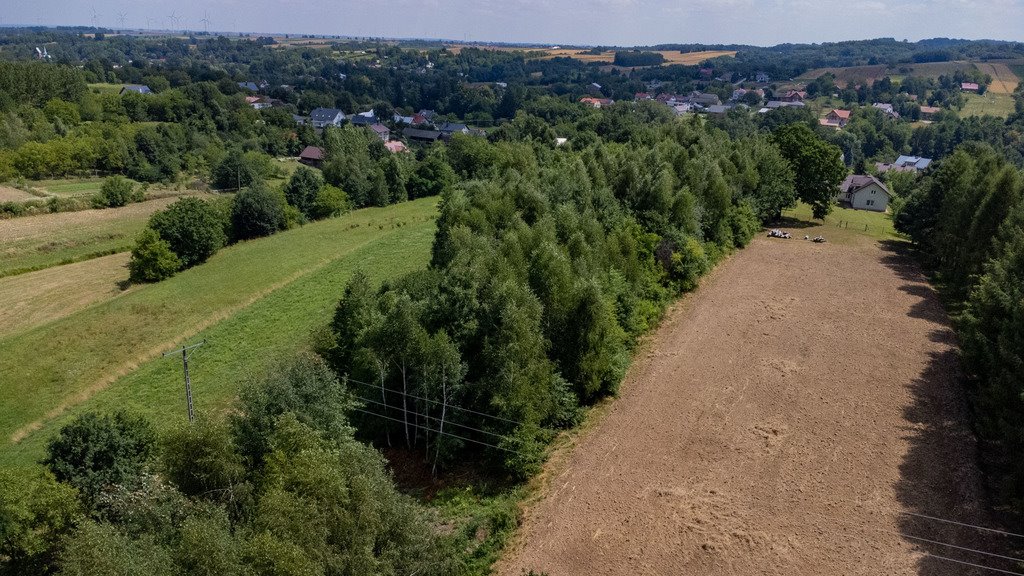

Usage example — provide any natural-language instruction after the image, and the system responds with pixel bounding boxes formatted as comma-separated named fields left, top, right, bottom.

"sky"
left=3, top=0, right=1023, bottom=47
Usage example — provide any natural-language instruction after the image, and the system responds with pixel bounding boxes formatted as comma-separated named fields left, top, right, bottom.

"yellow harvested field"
left=975, top=62, right=1020, bottom=94
left=540, top=49, right=736, bottom=65
left=0, top=253, right=131, bottom=339
left=443, top=45, right=736, bottom=66
left=0, top=186, right=35, bottom=202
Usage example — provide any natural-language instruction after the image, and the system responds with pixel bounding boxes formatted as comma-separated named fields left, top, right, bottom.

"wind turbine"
left=166, top=10, right=178, bottom=30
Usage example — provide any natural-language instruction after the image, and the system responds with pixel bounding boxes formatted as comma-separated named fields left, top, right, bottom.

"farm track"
left=500, top=236, right=1000, bottom=576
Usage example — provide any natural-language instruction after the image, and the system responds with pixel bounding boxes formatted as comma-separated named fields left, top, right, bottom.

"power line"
left=899, top=532, right=1024, bottom=565
left=350, top=407, right=521, bottom=455
left=346, top=376, right=523, bottom=426
left=900, top=511, right=1024, bottom=540
left=161, top=340, right=206, bottom=423
left=918, top=552, right=1024, bottom=576
left=352, top=395, right=508, bottom=440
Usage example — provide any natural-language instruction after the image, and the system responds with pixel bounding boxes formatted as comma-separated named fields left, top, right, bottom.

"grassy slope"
left=0, top=198, right=438, bottom=467
left=781, top=202, right=903, bottom=245
left=961, top=91, right=1018, bottom=118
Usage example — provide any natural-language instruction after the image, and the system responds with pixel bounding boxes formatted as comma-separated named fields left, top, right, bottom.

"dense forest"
left=896, top=145, right=1024, bottom=525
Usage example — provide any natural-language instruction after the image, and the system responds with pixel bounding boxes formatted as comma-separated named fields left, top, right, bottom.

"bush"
left=310, top=184, right=349, bottom=219
left=128, top=228, right=181, bottom=283
left=149, top=197, right=228, bottom=268
left=211, top=151, right=272, bottom=191
left=230, top=183, right=286, bottom=240
left=282, top=166, right=323, bottom=218
left=43, top=411, right=157, bottom=504
left=0, top=470, right=82, bottom=574
left=93, top=176, right=144, bottom=208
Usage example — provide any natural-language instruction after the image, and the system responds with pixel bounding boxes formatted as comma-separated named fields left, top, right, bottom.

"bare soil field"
left=500, top=235, right=1004, bottom=575
left=0, top=253, right=130, bottom=339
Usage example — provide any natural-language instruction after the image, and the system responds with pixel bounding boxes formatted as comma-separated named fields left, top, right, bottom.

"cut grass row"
left=0, top=197, right=439, bottom=468
left=0, top=196, right=186, bottom=278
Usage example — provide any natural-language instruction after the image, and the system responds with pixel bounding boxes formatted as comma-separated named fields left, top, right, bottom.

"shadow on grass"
left=771, top=216, right=821, bottom=230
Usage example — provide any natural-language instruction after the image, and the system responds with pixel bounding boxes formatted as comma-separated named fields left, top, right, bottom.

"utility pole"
left=162, top=340, right=206, bottom=422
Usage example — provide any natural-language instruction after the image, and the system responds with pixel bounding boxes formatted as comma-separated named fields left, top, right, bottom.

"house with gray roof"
left=310, top=108, right=345, bottom=129
left=838, top=174, right=890, bottom=212
left=438, top=122, right=469, bottom=136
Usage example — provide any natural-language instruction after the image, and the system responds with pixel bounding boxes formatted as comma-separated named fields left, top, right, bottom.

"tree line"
left=896, top=143, right=1024, bottom=528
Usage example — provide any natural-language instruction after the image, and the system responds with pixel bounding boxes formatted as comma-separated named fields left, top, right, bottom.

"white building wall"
left=850, top=184, right=889, bottom=212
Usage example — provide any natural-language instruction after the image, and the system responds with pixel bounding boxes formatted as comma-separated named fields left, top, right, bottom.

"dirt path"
left=499, top=237, right=1002, bottom=576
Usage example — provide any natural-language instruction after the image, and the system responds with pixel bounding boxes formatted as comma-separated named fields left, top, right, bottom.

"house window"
left=866, top=199, right=874, bottom=206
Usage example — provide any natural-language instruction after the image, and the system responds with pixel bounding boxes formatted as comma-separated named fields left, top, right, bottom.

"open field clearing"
left=539, top=48, right=736, bottom=65
left=500, top=224, right=999, bottom=575
left=0, top=195, right=191, bottom=277
left=0, top=253, right=130, bottom=339
left=0, top=197, right=438, bottom=468
left=799, top=61, right=979, bottom=86
left=961, top=91, right=1017, bottom=118
left=973, top=62, right=1020, bottom=94
left=442, top=44, right=736, bottom=65
left=781, top=202, right=902, bottom=244
left=0, top=185, right=36, bottom=202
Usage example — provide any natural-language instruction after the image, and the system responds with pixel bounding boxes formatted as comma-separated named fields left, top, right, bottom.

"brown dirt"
left=0, top=186, right=35, bottom=202
left=0, top=253, right=130, bottom=339
left=499, top=236, right=1003, bottom=576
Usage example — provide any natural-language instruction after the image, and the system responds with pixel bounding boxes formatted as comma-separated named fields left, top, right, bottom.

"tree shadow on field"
left=878, top=239, right=924, bottom=282
left=879, top=240, right=1016, bottom=576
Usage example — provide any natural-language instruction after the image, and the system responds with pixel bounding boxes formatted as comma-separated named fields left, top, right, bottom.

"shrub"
left=310, top=184, right=349, bottom=219
left=211, top=151, right=272, bottom=191
left=230, top=183, right=286, bottom=241
left=282, top=166, right=323, bottom=218
left=0, top=470, right=82, bottom=574
left=43, top=411, right=157, bottom=505
left=128, top=228, right=181, bottom=283
left=149, top=197, right=228, bottom=267
left=94, top=176, right=143, bottom=208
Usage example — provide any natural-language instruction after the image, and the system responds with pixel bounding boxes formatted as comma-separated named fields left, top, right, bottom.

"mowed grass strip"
left=0, top=196, right=192, bottom=277
left=0, top=197, right=438, bottom=466
left=0, top=253, right=130, bottom=339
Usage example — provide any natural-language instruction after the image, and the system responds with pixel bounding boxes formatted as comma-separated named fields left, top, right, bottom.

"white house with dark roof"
left=309, top=108, right=345, bottom=128
left=838, top=174, right=891, bottom=212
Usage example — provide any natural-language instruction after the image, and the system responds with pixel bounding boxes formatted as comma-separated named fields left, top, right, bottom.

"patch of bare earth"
left=0, top=253, right=130, bottom=339
left=499, top=237, right=1004, bottom=576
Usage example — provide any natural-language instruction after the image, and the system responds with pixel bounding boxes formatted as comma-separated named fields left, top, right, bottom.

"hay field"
left=0, top=197, right=438, bottom=467
left=0, top=186, right=35, bottom=202
left=443, top=44, right=735, bottom=65
left=974, top=62, right=1020, bottom=94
